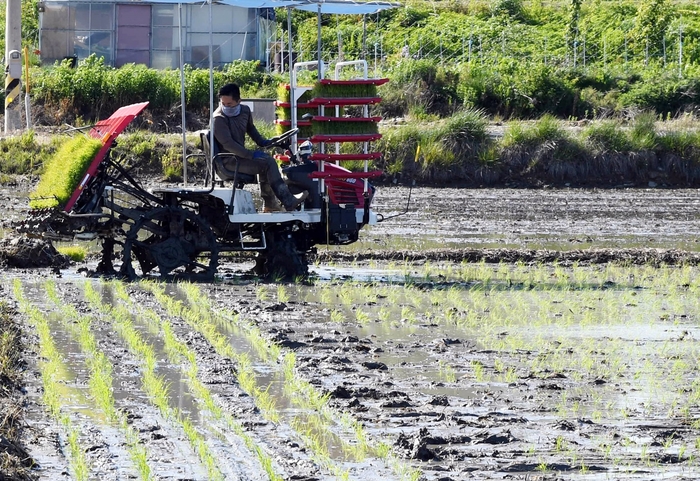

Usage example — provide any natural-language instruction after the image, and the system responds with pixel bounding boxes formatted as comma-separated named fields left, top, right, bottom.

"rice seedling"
left=437, top=360, right=457, bottom=383
left=12, top=280, right=92, bottom=480
left=276, top=285, right=289, bottom=303
left=256, top=285, right=270, bottom=301
left=29, top=135, right=103, bottom=209
left=79, top=281, right=226, bottom=481
left=330, top=309, right=345, bottom=323
left=471, top=360, right=486, bottom=382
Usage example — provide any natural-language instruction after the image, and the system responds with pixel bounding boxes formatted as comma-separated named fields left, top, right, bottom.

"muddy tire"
left=119, top=206, right=219, bottom=281
left=254, top=233, right=308, bottom=281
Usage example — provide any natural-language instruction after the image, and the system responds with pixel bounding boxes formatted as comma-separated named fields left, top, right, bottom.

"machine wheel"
left=254, top=233, right=308, bottom=281
left=119, top=206, right=219, bottom=281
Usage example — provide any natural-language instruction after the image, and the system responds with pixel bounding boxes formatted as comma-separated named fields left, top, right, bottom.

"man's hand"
left=252, top=150, right=267, bottom=159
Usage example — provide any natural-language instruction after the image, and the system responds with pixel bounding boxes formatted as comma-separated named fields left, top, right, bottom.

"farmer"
left=213, top=82, right=308, bottom=212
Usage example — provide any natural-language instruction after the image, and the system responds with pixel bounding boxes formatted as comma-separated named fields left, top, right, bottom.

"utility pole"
left=5, top=0, right=22, bottom=133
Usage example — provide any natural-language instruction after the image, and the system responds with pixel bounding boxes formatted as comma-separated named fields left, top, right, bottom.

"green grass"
left=29, top=135, right=103, bottom=209
left=57, top=245, right=87, bottom=262
left=0, top=130, right=57, bottom=175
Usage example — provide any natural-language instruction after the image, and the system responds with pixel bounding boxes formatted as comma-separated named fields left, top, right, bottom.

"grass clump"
left=110, top=131, right=158, bottom=170
left=57, top=245, right=87, bottom=262
left=0, top=130, right=56, bottom=175
left=629, top=112, right=659, bottom=151
left=29, top=135, right=102, bottom=209
left=583, top=120, right=631, bottom=153
left=502, top=115, right=567, bottom=148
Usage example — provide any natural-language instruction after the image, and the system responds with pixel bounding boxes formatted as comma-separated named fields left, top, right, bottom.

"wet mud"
left=3, top=186, right=700, bottom=480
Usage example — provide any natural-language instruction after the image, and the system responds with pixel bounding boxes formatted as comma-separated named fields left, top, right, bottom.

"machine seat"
left=200, top=131, right=257, bottom=186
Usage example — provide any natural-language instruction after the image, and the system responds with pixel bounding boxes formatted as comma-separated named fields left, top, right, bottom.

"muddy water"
left=362, top=186, right=700, bottom=251
left=7, top=183, right=700, bottom=480
left=7, top=185, right=700, bottom=252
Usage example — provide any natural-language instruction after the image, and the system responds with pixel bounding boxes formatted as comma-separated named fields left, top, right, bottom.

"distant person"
left=213, top=82, right=307, bottom=212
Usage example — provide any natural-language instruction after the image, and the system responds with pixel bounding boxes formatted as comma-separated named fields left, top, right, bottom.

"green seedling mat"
left=30, top=135, right=103, bottom=209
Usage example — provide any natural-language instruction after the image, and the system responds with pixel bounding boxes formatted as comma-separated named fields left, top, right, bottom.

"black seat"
left=200, top=131, right=257, bottom=187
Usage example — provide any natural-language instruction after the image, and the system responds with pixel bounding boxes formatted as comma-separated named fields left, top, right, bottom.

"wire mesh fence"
left=280, top=23, right=696, bottom=79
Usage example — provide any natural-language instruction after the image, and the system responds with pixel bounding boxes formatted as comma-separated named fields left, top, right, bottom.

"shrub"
left=161, top=146, right=183, bottom=182
left=111, top=131, right=159, bottom=170
left=383, top=58, right=460, bottom=117
left=658, top=130, right=700, bottom=158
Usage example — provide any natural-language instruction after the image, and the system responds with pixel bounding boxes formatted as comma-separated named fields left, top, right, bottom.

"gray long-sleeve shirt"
left=212, top=103, right=266, bottom=160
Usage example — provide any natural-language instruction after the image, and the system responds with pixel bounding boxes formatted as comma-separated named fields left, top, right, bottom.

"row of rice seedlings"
left=42, top=281, right=153, bottom=480
left=98, top=280, right=285, bottom=481
left=78, top=281, right=225, bottom=481
left=289, top=413, right=351, bottom=480
left=381, top=265, right=698, bottom=461
left=12, top=280, right=90, bottom=481
left=144, top=282, right=280, bottom=423
left=178, top=282, right=422, bottom=481
left=309, top=265, right=700, bottom=419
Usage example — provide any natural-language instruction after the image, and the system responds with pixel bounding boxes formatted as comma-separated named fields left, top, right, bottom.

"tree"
left=631, top=0, right=671, bottom=55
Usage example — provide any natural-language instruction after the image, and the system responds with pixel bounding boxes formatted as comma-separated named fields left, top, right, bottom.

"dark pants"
left=224, top=152, right=282, bottom=186
left=223, top=153, right=283, bottom=208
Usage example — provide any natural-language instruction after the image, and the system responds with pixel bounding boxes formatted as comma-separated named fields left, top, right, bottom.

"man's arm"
left=213, top=115, right=254, bottom=159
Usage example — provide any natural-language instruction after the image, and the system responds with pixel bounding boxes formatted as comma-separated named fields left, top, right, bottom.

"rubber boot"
left=272, top=180, right=309, bottom=211
left=260, top=182, right=284, bottom=212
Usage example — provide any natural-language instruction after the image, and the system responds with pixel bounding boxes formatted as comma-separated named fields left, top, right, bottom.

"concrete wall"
left=241, top=99, right=276, bottom=124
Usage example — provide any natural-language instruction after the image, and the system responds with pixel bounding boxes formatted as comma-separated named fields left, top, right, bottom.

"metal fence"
left=279, top=23, right=697, bottom=79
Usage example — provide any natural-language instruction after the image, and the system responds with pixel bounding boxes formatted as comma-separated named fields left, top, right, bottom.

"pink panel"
left=118, top=26, right=149, bottom=49
left=117, top=5, right=151, bottom=27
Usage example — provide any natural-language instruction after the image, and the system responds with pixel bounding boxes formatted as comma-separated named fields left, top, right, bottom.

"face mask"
left=221, top=103, right=241, bottom=117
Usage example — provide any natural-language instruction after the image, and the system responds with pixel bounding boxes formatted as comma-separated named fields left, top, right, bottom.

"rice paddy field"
left=2, top=185, right=700, bottom=480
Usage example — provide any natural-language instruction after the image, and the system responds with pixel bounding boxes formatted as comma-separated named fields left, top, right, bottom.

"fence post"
left=468, top=35, right=472, bottom=63
left=544, top=37, right=547, bottom=66
left=679, top=22, right=683, bottom=78
left=663, top=35, right=666, bottom=67
left=440, top=35, right=443, bottom=65
left=374, top=42, right=378, bottom=75
left=645, top=36, right=648, bottom=66
left=479, top=36, right=483, bottom=65
left=603, top=36, right=606, bottom=67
